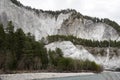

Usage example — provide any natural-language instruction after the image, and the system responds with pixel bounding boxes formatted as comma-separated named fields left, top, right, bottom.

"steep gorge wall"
left=0, top=0, right=119, bottom=41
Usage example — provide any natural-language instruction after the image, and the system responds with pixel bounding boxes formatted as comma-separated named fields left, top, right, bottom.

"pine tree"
left=0, top=24, right=5, bottom=53
left=15, top=28, right=25, bottom=60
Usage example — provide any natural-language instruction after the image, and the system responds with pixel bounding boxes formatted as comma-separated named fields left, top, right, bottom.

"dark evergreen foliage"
left=11, top=0, right=23, bottom=7
left=103, top=18, right=120, bottom=35
left=47, top=35, right=120, bottom=47
left=0, top=21, right=49, bottom=70
left=10, top=0, right=76, bottom=16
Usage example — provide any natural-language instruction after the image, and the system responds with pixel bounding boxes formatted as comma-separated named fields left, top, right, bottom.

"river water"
left=38, top=72, right=120, bottom=80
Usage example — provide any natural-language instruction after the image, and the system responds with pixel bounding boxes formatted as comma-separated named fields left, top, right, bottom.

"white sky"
left=18, top=0, right=120, bottom=24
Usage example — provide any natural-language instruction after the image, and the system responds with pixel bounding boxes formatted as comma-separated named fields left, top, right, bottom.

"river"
left=39, top=72, right=120, bottom=80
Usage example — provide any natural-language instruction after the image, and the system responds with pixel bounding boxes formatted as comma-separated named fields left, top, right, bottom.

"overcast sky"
left=18, top=0, right=120, bottom=24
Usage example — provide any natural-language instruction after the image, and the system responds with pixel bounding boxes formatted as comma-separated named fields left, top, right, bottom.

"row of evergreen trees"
left=0, top=22, right=103, bottom=73
left=47, top=35, right=120, bottom=47
left=10, top=0, right=75, bottom=16
left=103, top=18, right=120, bottom=35
left=83, top=16, right=120, bottom=34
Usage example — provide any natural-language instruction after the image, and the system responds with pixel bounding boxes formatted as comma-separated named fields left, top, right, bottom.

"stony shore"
left=0, top=72, right=94, bottom=80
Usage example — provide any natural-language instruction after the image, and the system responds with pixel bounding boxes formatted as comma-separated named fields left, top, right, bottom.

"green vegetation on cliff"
left=47, top=35, right=120, bottom=47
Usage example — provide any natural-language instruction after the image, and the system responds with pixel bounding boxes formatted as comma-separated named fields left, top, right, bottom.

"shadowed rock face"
left=80, top=46, right=120, bottom=70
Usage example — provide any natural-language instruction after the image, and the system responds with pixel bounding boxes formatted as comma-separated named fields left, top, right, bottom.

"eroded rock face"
left=0, top=0, right=119, bottom=41
left=46, top=41, right=120, bottom=70
left=59, top=17, right=119, bottom=41
left=0, top=0, right=71, bottom=40
left=45, top=41, right=96, bottom=62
